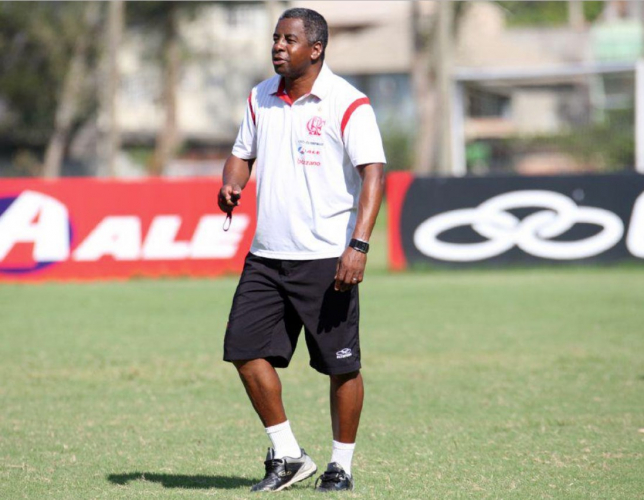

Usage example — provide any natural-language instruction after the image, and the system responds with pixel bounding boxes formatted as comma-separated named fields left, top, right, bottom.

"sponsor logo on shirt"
left=306, top=116, right=325, bottom=136
left=296, top=141, right=322, bottom=166
left=336, top=348, right=352, bottom=359
left=297, top=159, right=321, bottom=166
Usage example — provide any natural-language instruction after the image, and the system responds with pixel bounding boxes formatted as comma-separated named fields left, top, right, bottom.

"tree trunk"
left=148, top=2, right=181, bottom=177
left=568, top=1, right=584, bottom=31
left=436, top=1, right=454, bottom=175
left=42, top=3, right=99, bottom=178
left=411, top=2, right=461, bottom=175
left=97, top=0, right=124, bottom=177
left=411, top=2, right=437, bottom=174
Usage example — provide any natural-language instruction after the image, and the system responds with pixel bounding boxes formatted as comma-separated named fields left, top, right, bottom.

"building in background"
left=455, top=1, right=642, bottom=175
left=2, top=1, right=643, bottom=177
left=117, top=0, right=421, bottom=177
left=117, top=2, right=274, bottom=177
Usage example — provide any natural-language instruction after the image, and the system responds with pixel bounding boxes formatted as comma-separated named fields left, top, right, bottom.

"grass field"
left=1, top=245, right=644, bottom=498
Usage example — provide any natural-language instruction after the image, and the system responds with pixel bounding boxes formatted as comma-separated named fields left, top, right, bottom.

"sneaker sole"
left=273, top=458, right=317, bottom=492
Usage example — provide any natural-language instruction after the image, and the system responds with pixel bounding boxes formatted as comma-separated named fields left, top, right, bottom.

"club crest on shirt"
left=306, top=116, right=325, bottom=136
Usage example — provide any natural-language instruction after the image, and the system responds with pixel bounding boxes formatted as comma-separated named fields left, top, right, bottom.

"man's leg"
left=234, top=359, right=287, bottom=428
left=329, top=370, right=363, bottom=475
left=315, top=371, right=363, bottom=492
left=225, top=256, right=317, bottom=491
left=330, top=370, right=364, bottom=444
left=276, top=258, right=363, bottom=490
left=234, top=358, right=317, bottom=492
left=233, top=358, right=303, bottom=458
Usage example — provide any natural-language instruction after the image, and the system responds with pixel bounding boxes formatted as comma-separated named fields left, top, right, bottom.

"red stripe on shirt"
left=341, top=97, right=370, bottom=136
left=248, top=92, right=256, bottom=125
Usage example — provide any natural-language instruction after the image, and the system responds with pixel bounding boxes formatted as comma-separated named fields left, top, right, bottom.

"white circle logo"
left=413, top=190, right=624, bottom=261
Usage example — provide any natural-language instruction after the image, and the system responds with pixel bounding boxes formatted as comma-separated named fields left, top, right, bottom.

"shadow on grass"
left=107, top=472, right=255, bottom=490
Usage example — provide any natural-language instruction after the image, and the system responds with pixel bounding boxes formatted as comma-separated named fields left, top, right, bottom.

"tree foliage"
left=496, top=1, right=604, bottom=27
left=0, top=2, right=97, bottom=141
left=514, top=108, right=635, bottom=171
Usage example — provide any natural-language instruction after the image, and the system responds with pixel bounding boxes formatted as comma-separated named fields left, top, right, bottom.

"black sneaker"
left=314, top=462, right=354, bottom=492
left=250, top=448, right=317, bottom=492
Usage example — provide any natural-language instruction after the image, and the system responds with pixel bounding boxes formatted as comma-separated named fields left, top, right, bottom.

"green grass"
left=1, top=258, right=643, bottom=498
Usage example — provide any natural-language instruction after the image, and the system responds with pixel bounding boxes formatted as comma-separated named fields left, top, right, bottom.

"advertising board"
left=388, top=172, right=644, bottom=269
left=0, top=178, right=255, bottom=281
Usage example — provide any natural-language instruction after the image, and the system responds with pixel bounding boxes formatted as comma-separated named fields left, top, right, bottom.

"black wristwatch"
left=349, top=238, right=369, bottom=254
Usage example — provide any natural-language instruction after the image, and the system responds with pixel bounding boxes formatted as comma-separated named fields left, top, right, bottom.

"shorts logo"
left=336, top=348, right=352, bottom=359
left=297, top=145, right=306, bottom=155
left=306, top=116, right=325, bottom=136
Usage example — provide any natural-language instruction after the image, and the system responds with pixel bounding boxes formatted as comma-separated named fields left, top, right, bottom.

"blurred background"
left=1, top=0, right=643, bottom=179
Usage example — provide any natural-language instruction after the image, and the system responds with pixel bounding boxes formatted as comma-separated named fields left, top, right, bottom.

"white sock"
left=265, top=420, right=301, bottom=459
left=330, top=440, right=355, bottom=476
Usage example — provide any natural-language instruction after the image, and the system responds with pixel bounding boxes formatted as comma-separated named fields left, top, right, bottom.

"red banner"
left=0, top=178, right=256, bottom=281
left=386, top=171, right=413, bottom=271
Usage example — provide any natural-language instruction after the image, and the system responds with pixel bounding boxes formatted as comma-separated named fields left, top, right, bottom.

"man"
left=218, top=7, right=385, bottom=493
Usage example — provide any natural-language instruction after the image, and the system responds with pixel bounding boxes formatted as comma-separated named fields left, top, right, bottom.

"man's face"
left=272, top=18, right=321, bottom=79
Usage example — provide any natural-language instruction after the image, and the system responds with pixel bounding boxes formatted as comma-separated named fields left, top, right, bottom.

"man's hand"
left=218, top=184, right=242, bottom=213
left=334, top=247, right=367, bottom=292
left=331, top=162, right=383, bottom=291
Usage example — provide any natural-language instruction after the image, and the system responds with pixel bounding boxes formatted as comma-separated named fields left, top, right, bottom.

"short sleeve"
left=231, top=90, right=257, bottom=160
left=342, top=101, right=387, bottom=167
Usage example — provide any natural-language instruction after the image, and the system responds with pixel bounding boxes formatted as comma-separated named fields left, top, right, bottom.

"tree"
left=0, top=4, right=97, bottom=155
left=96, top=1, right=125, bottom=178
left=126, top=2, right=202, bottom=176
left=410, top=2, right=438, bottom=174
left=0, top=2, right=103, bottom=178
left=411, top=2, right=462, bottom=175
left=495, top=1, right=603, bottom=27
left=42, top=2, right=101, bottom=178
left=145, top=2, right=181, bottom=177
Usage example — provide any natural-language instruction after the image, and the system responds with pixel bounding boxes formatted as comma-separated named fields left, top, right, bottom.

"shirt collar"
left=310, top=63, right=332, bottom=100
left=270, top=63, right=332, bottom=101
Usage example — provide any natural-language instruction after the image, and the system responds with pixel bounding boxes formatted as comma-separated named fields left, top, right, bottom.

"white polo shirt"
left=232, top=64, right=386, bottom=260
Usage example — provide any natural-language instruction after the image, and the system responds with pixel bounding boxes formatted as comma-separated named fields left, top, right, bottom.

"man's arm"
left=334, top=162, right=385, bottom=292
left=218, top=155, right=255, bottom=213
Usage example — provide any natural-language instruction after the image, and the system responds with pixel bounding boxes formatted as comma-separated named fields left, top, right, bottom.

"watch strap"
left=349, top=238, right=369, bottom=254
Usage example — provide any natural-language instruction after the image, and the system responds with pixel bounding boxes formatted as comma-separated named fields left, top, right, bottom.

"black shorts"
left=223, top=253, right=361, bottom=375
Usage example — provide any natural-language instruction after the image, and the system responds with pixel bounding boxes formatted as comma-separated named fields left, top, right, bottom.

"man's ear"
left=311, top=41, right=323, bottom=62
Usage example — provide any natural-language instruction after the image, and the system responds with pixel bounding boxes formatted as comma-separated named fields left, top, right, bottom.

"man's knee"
left=330, top=370, right=361, bottom=385
left=232, top=359, right=249, bottom=371
left=233, top=358, right=277, bottom=379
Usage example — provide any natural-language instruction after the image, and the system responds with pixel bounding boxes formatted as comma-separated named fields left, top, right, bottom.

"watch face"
left=351, top=239, right=369, bottom=253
